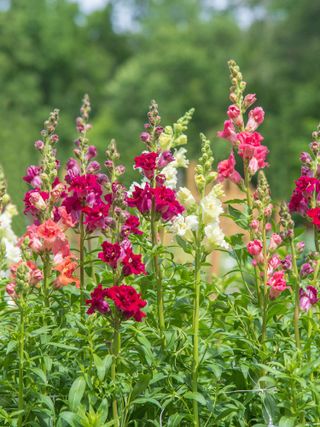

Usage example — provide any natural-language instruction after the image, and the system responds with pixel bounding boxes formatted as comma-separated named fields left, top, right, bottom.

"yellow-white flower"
left=162, top=164, right=177, bottom=189
left=173, top=148, right=189, bottom=168
left=171, top=214, right=198, bottom=242
left=177, top=187, right=196, bottom=210
left=200, top=188, right=224, bottom=225
left=203, top=222, right=229, bottom=251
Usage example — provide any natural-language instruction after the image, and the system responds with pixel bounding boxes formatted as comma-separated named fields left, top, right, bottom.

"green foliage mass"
left=1, top=0, right=320, bottom=232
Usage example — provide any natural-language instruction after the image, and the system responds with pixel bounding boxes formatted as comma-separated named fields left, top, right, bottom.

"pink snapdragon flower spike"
left=269, top=233, right=282, bottom=251
left=217, top=151, right=242, bottom=185
left=217, top=120, right=238, bottom=145
left=267, top=271, right=288, bottom=299
left=299, top=286, right=318, bottom=312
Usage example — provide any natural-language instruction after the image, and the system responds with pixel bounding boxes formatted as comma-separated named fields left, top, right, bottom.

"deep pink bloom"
left=23, top=166, right=42, bottom=188
left=134, top=152, right=158, bottom=179
left=157, top=151, right=175, bottom=169
left=299, top=286, right=318, bottom=312
left=227, top=105, right=241, bottom=120
left=106, top=284, right=147, bottom=322
left=281, top=255, right=292, bottom=271
left=243, top=94, right=257, bottom=109
left=269, top=233, right=282, bottom=251
left=246, top=107, right=265, bottom=131
left=86, top=145, right=97, bottom=161
left=98, top=242, right=121, bottom=269
left=82, top=202, right=110, bottom=232
left=24, top=189, right=49, bottom=218
left=300, top=262, right=314, bottom=278
left=121, top=249, right=146, bottom=276
left=127, top=184, right=153, bottom=214
left=153, top=186, right=184, bottom=221
left=121, top=215, right=143, bottom=237
left=86, top=284, right=110, bottom=315
left=217, top=120, right=238, bottom=145
left=267, top=254, right=281, bottom=276
left=247, top=239, right=263, bottom=256
left=237, top=131, right=268, bottom=174
left=307, top=207, right=320, bottom=227
left=288, top=191, right=309, bottom=214
left=217, top=151, right=242, bottom=184
left=267, top=271, right=287, bottom=299
left=140, top=132, right=151, bottom=143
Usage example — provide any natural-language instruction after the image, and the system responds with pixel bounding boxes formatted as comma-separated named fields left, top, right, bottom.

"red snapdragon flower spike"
left=82, top=202, right=110, bottom=232
left=122, top=249, right=146, bottom=276
left=134, top=152, right=158, bottom=179
left=106, top=284, right=147, bottom=322
left=121, top=215, right=143, bottom=237
left=299, top=286, right=318, bottom=312
left=289, top=177, right=320, bottom=214
left=307, top=207, right=320, bottom=227
left=86, top=284, right=110, bottom=315
left=67, top=174, right=102, bottom=203
left=98, top=241, right=121, bottom=269
left=153, top=186, right=184, bottom=221
left=217, top=151, right=242, bottom=184
left=127, top=184, right=153, bottom=214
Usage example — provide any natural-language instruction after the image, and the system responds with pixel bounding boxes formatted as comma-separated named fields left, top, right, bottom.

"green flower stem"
left=17, top=301, right=25, bottom=427
left=41, top=253, right=50, bottom=308
left=243, top=161, right=262, bottom=310
left=191, top=246, right=201, bottom=427
left=111, top=322, right=121, bottom=427
left=290, top=239, right=301, bottom=350
left=260, top=221, right=268, bottom=346
left=79, top=212, right=86, bottom=322
left=150, top=196, right=165, bottom=347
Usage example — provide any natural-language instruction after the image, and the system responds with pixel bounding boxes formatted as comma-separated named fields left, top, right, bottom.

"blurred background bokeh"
left=1, top=0, right=320, bottom=232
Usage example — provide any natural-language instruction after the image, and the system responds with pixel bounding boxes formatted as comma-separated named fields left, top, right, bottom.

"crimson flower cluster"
left=289, top=176, right=320, bottom=227
left=127, top=182, right=184, bottom=221
left=126, top=128, right=184, bottom=222
left=98, top=240, right=146, bottom=276
left=86, top=284, right=147, bottom=322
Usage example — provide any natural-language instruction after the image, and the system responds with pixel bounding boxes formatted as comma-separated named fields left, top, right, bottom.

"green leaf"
left=93, top=354, right=112, bottom=382
left=30, top=368, right=47, bottom=384
left=58, top=411, right=77, bottom=427
left=279, top=417, right=296, bottom=427
left=183, top=391, right=207, bottom=406
left=176, top=235, right=193, bottom=254
left=130, top=374, right=152, bottom=401
left=68, top=377, right=86, bottom=411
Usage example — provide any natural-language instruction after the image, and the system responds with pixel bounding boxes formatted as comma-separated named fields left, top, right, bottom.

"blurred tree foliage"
left=0, top=0, right=319, bottom=231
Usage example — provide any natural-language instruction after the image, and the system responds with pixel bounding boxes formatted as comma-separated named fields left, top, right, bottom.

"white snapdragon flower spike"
left=203, top=222, right=229, bottom=251
left=177, top=187, right=196, bottom=209
left=171, top=214, right=198, bottom=242
left=172, top=148, right=189, bottom=168
left=200, top=188, right=224, bottom=225
left=162, top=164, right=178, bottom=189
left=0, top=204, right=21, bottom=277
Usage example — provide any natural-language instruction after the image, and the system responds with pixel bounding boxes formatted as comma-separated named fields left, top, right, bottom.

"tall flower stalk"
left=173, top=134, right=227, bottom=426
left=127, top=100, right=193, bottom=344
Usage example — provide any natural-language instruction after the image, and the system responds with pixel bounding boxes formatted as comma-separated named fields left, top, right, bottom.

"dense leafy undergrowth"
left=1, top=61, right=320, bottom=427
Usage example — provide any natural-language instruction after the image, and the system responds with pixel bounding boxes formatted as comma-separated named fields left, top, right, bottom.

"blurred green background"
left=1, top=0, right=320, bottom=232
